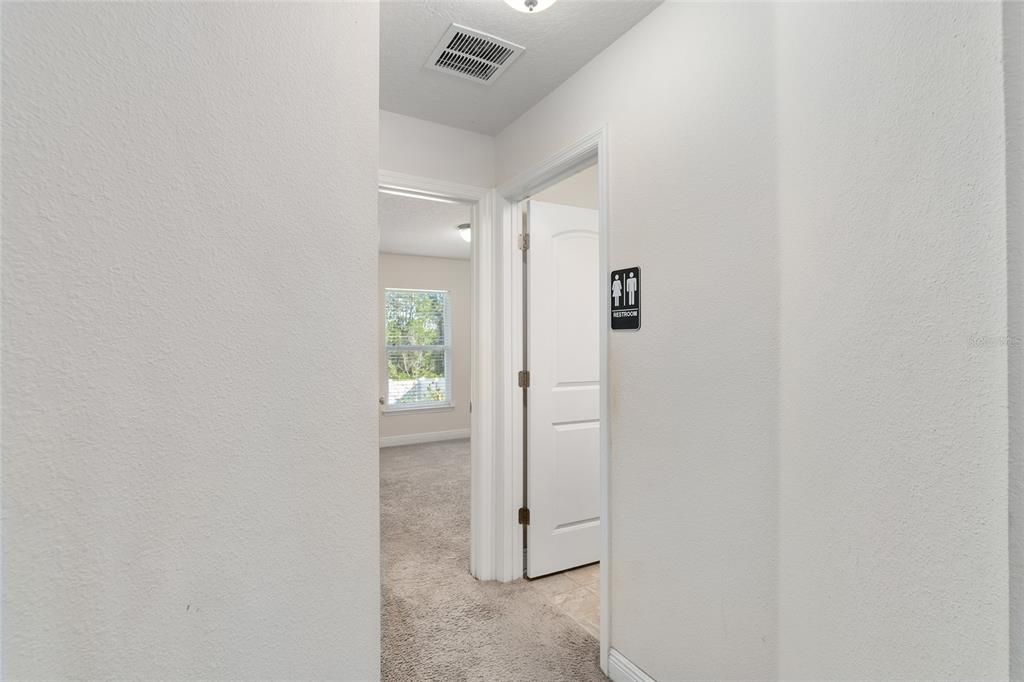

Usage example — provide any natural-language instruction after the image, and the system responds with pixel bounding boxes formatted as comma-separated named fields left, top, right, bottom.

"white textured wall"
left=532, top=165, right=598, bottom=210
left=776, top=4, right=1009, bottom=677
left=497, top=1, right=1012, bottom=679
left=1003, top=2, right=1023, bottom=679
left=379, top=254, right=471, bottom=441
left=380, top=110, right=495, bottom=187
left=498, top=4, right=780, bottom=678
left=2, top=3, right=381, bottom=679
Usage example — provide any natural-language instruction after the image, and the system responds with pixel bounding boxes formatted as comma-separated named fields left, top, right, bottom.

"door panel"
left=526, top=200, right=601, bottom=578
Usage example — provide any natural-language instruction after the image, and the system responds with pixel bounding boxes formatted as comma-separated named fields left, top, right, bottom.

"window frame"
left=382, top=287, right=454, bottom=413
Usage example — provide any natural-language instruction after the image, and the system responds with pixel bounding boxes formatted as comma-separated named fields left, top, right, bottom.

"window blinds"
left=384, top=289, right=451, bottom=408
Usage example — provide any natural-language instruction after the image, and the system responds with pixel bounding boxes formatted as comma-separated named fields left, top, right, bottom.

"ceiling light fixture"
left=503, top=0, right=557, bottom=13
left=457, top=223, right=472, bottom=243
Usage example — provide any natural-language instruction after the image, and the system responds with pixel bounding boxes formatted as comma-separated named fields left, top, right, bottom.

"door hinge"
left=518, top=233, right=530, bottom=251
left=518, top=370, right=530, bottom=388
left=518, top=507, right=531, bottom=525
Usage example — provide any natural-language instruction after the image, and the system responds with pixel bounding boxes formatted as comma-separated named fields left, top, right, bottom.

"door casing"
left=493, top=128, right=610, bottom=672
left=377, top=170, right=496, bottom=582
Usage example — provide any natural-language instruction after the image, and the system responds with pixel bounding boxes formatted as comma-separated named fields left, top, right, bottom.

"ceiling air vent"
left=426, top=24, right=524, bottom=84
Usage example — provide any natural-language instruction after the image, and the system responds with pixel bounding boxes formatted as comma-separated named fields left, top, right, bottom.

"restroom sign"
left=610, top=267, right=641, bottom=331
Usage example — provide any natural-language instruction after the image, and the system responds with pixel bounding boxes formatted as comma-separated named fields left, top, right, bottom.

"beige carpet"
left=380, top=439, right=607, bottom=682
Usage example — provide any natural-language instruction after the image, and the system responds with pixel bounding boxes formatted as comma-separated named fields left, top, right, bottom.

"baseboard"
left=379, top=429, right=470, bottom=448
left=608, top=648, right=656, bottom=682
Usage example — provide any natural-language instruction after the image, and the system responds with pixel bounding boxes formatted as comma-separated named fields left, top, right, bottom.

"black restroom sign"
left=610, top=267, right=641, bottom=330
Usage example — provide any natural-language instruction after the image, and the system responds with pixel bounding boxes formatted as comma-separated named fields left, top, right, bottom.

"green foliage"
left=424, top=380, right=445, bottom=402
left=386, top=291, right=447, bottom=382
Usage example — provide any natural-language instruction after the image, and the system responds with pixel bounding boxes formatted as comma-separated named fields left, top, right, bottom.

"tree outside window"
left=384, top=289, right=451, bottom=408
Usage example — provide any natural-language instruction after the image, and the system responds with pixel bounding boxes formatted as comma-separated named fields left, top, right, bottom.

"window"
left=384, top=289, right=451, bottom=410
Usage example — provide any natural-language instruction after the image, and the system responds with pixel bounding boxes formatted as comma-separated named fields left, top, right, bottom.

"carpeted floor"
left=380, top=439, right=607, bottom=682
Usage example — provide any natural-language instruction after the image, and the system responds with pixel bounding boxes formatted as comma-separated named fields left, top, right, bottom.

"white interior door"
left=525, top=200, right=601, bottom=578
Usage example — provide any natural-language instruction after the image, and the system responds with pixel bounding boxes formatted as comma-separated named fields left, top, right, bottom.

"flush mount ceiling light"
left=503, top=0, right=557, bottom=13
left=457, top=223, right=472, bottom=243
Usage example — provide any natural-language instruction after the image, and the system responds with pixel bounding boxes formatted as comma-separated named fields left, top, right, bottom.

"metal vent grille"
left=426, top=24, right=524, bottom=84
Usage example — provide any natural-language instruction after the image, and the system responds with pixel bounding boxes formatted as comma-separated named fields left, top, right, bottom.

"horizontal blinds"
left=385, top=289, right=450, bottom=407
left=385, top=289, right=447, bottom=346
left=386, top=349, right=448, bottom=405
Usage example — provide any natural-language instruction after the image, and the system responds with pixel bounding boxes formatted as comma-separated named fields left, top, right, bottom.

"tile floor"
left=528, top=563, right=600, bottom=639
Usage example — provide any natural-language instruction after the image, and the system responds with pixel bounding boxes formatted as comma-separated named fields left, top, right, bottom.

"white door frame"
left=492, top=127, right=611, bottom=671
left=377, top=170, right=499, bottom=581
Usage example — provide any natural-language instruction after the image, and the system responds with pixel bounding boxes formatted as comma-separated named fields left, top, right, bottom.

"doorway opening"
left=377, top=189, right=474, bottom=445
left=491, top=128, right=611, bottom=670
left=518, top=162, right=602, bottom=639
left=377, top=128, right=610, bottom=677
left=376, top=171, right=608, bottom=681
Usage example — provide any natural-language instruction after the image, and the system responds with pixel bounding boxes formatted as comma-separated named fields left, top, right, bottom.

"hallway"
left=4, top=2, right=1018, bottom=679
left=380, top=440, right=606, bottom=681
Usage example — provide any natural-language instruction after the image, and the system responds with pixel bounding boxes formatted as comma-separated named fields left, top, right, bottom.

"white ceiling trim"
left=379, top=170, right=489, bottom=203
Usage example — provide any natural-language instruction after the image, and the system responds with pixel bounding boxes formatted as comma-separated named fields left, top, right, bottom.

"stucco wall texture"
left=1, top=1, right=1018, bottom=680
left=776, top=3, right=1009, bottom=678
left=497, top=2, right=1013, bottom=679
left=2, top=3, right=381, bottom=678
left=499, top=4, right=781, bottom=678
left=1004, top=2, right=1024, bottom=678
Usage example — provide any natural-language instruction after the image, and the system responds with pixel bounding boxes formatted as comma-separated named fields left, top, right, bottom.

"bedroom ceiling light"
left=457, top=223, right=472, bottom=243
left=503, top=0, right=557, bottom=13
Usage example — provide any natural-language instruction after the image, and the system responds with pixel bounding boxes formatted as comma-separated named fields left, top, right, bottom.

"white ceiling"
left=379, top=191, right=473, bottom=260
left=381, top=0, right=662, bottom=135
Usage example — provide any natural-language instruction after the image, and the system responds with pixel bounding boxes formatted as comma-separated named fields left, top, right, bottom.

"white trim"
left=595, top=128, right=612, bottom=674
left=471, top=189, right=501, bottom=582
left=382, top=287, right=453, bottom=413
left=378, top=188, right=464, bottom=205
left=608, top=649, right=656, bottom=682
left=497, top=129, right=605, bottom=200
left=379, top=429, right=470, bottom=448
left=490, top=192, right=520, bottom=584
left=381, top=403, right=454, bottom=415
left=493, top=193, right=522, bottom=584
left=379, top=170, right=488, bottom=203
left=377, top=170, right=497, bottom=582
left=492, top=127, right=611, bottom=671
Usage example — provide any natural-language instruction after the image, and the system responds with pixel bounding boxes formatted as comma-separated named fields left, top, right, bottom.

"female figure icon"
left=612, top=274, right=623, bottom=307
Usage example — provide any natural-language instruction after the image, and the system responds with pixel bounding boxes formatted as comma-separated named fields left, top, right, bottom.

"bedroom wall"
left=379, top=254, right=472, bottom=445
